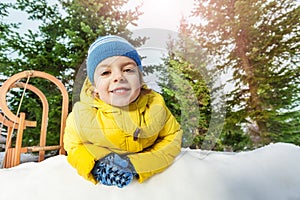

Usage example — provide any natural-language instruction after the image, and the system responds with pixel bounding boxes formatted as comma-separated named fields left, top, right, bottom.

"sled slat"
left=25, top=145, right=61, bottom=153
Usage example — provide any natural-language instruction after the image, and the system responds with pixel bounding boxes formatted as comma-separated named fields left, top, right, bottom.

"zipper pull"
left=133, top=128, right=141, bottom=141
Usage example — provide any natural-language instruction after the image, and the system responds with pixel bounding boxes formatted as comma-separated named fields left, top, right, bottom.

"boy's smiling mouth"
left=110, top=87, right=130, bottom=94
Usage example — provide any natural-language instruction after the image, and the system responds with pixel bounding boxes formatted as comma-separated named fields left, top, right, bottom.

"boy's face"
left=93, top=56, right=141, bottom=107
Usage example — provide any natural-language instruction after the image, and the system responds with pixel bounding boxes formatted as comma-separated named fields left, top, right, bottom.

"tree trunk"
left=235, top=30, right=270, bottom=145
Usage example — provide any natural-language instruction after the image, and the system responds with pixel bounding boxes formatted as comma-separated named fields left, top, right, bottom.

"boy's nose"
left=113, top=72, right=125, bottom=82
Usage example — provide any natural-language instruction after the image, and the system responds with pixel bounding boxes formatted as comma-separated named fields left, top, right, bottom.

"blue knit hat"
left=87, top=35, right=142, bottom=84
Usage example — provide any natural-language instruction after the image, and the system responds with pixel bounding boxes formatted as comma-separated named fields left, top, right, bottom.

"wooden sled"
left=0, top=70, right=68, bottom=168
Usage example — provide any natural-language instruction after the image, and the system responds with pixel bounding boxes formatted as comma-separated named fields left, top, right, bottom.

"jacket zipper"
left=133, top=128, right=141, bottom=141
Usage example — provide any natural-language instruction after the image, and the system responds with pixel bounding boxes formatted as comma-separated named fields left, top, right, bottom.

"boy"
left=64, top=35, right=182, bottom=188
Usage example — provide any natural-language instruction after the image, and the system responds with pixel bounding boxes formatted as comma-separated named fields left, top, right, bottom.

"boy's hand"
left=91, top=153, right=136, bottom=188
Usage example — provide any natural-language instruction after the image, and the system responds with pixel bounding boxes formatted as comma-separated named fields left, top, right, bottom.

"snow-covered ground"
left=0, top=142, right=300, bottom=200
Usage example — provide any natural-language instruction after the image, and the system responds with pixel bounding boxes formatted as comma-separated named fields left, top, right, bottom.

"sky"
left=1, top=0, right=195, bottom=32
left=1, top=142, right=300, bottom=200
left=125, top=0, right=194, bottom=31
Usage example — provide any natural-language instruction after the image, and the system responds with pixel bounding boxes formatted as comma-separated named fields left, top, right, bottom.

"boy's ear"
left=94, top=87, right=99, bottom=93
left=90, top=85, right=99, bottom=98
left=93, top=87, right=99, bottom=96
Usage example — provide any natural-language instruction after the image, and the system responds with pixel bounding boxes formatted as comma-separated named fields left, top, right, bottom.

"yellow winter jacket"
left=64, top=79, right=182, bottom=184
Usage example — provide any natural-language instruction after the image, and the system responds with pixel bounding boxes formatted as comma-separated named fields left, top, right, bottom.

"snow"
left=1, top=143, right=300, bottom=200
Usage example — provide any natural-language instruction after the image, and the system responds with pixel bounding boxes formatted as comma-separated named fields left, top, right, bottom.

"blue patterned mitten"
left=91, top=153, right=136, bottom=188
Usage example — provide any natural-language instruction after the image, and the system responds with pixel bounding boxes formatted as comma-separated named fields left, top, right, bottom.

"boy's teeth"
left=113, top=89, right=127, bottom=93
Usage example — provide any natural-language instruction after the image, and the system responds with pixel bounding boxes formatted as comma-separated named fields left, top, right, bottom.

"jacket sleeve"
left=128, top=106, right=183, bottom=183
left=64, top=111, right=111, bottom=184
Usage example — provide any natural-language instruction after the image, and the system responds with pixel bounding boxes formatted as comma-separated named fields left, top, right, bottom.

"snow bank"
left=0, top=143, right=300, bottom=200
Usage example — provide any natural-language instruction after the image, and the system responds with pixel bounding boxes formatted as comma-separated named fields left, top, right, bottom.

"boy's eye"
left=124, top=68, right=135, bottom=73
left=100, top=71, right=110, bottom=76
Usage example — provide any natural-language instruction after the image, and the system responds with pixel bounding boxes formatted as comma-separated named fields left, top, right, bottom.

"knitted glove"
left=91, top=153, right=136, bottom=188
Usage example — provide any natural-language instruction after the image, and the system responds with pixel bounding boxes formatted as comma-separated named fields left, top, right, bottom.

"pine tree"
left=189, top=0, right=300, bottom=147
left=158, top=17, right=213, bottom=148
